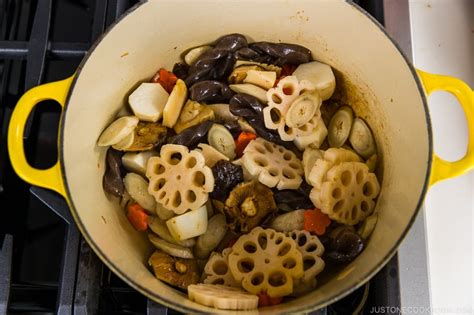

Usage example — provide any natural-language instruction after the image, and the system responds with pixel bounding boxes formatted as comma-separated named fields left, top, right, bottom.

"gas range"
left=0, top=1, right=428, bottom=314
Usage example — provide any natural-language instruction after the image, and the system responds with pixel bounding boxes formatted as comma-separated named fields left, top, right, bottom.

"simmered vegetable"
left=149, top=234, right=195, bottom=259
left=163, top=79, right=188, bottom=128
left=129, top=83, right=169, bottom=122
left=149, top=250, right=199, bottom=289
left=303, top=208, right=331, bottom=236
left=188, top=284, right=258, bottom=310
left=223, top=181, right=277, bottom=232
left=148, top=216, right=196, bottom=247
left=328, top=105, right=354, bottom=147
left=123, top=173, right=156, bottom=212
left=207, top=124, right=236, bottom=159
left=269, top=209, right=305, bottom=232
left=349, top=117, right=376, bottom=158
left=326, top=226, right=364, bottom=263
left=249, top=42, right=312, bottom=65
left=194, top=214, right=228, bottom=259
left=103, top=148, right=124, bottom=197
left=210, top=160, right=244, bottom=201
left=166, top=204, right=208, bottom=241
left=121, top=122, right=167, bottom=152
left=167, top=120, right=213, bottom=148
left=97, top=116, right=139, bottom=147
left=190, top=81, right=233, bottom=104
left=173, top=100, right=215, bottom=133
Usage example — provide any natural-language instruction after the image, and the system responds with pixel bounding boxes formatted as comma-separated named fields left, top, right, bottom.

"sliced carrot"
left=257, top=291, right=283, bottom=307
left=303, top=208, right=331, bottom=236
left=127, top=203, right=149, bottom=231
left=235, top=132, right=257, bottom=157
left=151, top=68, right=178, bottom=93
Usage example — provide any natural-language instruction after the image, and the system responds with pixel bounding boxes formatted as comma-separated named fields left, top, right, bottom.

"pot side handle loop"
left=416, top=69, right=474, bottom=187
left=7, top=76, right=75, bottom=197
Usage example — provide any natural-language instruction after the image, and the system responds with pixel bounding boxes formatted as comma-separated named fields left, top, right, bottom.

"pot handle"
left=7, top=76, right=75, bottom=197
left=416, top=69, right=474, bottom=187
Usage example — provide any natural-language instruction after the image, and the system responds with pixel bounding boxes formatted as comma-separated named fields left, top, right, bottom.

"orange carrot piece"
left=127, top=203, right=149, bottom=231
left=235, top=132, right=257, bottom=157
left=151, top=68, right=178, bottom=93
left=257, top=292, right=283, bottom=307
left=303, top=208, right=331, bottom=236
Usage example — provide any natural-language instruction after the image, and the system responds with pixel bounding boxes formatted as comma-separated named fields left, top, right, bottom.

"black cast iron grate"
left=0, top=1, right=398, bottom=314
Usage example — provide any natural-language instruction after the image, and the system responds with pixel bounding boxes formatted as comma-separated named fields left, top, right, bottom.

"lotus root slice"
left=147, top=144, right=214, bottom=214
left=311, top=162, right=380, bottom=225
left=203, top=249, right=240, bottom=287
left=242, top=138, right=303, bottom=190
left=287, top=230, right=325, bottom=294
left=228, top=227, right=303, bottom=298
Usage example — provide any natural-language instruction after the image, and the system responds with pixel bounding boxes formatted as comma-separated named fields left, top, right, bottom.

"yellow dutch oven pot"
left=7, top=0, right=474, bottom=313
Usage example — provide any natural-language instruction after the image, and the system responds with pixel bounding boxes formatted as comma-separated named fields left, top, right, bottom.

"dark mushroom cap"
left=148, top=250, right=200, bottom=289
left=224, top=181, right=277, bottom=232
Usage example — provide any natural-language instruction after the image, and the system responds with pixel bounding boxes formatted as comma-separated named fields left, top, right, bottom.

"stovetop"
left=0, top=1, right=426, bottom=314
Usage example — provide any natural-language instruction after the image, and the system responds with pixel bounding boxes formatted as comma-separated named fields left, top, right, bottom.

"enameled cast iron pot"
left=8, top=0, right=474, bottom=313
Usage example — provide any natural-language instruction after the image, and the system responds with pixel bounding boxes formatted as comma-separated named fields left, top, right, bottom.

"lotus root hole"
left=341, top=170, right=352, bottom=186
left=333, top=200, right=345, bottom=213
left=172, top=191, right=182, bottom=207
left=282, top=168, right=295, bottom=179
left=300, top=88, right=309, bottom=95
left=268, top=271, right=287, bottom=287
left=278, top=147, right=285, bottom=153
left=238, top=259, right=255, bottom=273
left=212, top=260, right=228, bottom=275
left=351, top=206, right=358, bottom=219
left=282, top=84, right=294, bottom=95
left=251, top=273, right=265, bottom=286
left=332, top=187, right=342, bottom=199
left=258, top=233, right=268, bottom=250
left=297, top=234, right=307, bottom=246
left=159, top=191, right=166, bottom=200
left=269, top=168, right=279, bottom=177
left=186, top=156, right=197, bottom=168
left=363, top=182, right=373, bottom=196
left=361, top=200, right=370, bottom=212
left=275, top=236, right=283, bottom=245
left=270, top=108, right=282, bottom=123
left=244, top=242, right=257, bottom=254
left=290, top=232, right=297, bottom=240
left=283, top=152, right=292, bottom=161
left=271, top=93, right=282, bottom=104
left=254, top=157, right=268, bottom=167
left=193, top=171, right=205, bottom=186
left=283, top=125, right=294, bottom=135
left=303, top=257, right=316, bottom=270
left=278, top=243, right=291, bottom=256
left=263, top=141, right=274, bottom=153
left=356, top=170, right=364, bottom=184
left=282, top=258, right=296, bottom=269
left=255, top=144, right=266, bottom=154
left=186, top=190, right=197, bottom=203
left=268, top=231, right=275, bottom=239
left=155, top=178, right=166, bottom=190
left=306, top=244, right=317, bottom=252
left=212, top=279, right=225, bottom=285
left=169, top=152, right=182, bottom=165
left=299, top=124, right=308, bottom=132
left=154, top=164, right=165, bottom=175
left=264, top=258, right=270, bottom=264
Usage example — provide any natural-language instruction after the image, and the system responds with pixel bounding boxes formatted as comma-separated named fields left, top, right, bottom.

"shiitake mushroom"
left=223, top=181, right=277, bottom=232
left=148, top=250, right=199, bottom=290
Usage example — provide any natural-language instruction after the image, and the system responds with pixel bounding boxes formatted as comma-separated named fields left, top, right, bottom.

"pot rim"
left=59, top=1, right=433, bottom=313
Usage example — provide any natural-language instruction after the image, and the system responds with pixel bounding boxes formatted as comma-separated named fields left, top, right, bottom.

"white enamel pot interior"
left=60, top=0, right=431, bottom=313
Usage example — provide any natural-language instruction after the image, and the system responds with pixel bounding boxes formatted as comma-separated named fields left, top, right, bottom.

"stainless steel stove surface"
left=1, top=1, right=422, bottom=314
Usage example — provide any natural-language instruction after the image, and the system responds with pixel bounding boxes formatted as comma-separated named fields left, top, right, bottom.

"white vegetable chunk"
left=162, top=79, right=188, bottom=128
left=123, top=173, right=156, bottom=212
left=129, top=83, right=169, bottom=122
left=293, top=61, right=336, bottom=100
left=229, top=84, right=267, bottom=103
left=294, top=117, right=328, bottom=150
left=166, top=204, right=208, bottom=240
left=121, top=151, right=158, bottom=176
left=243, top=70, right=276, bottom=90
left=97, top=116, right=138, bottom=147
left=184, top=45, right=212, bottom=65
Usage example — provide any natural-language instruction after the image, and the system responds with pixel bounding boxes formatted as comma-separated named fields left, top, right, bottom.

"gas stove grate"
left=0, top=1, right=399, bottom=314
